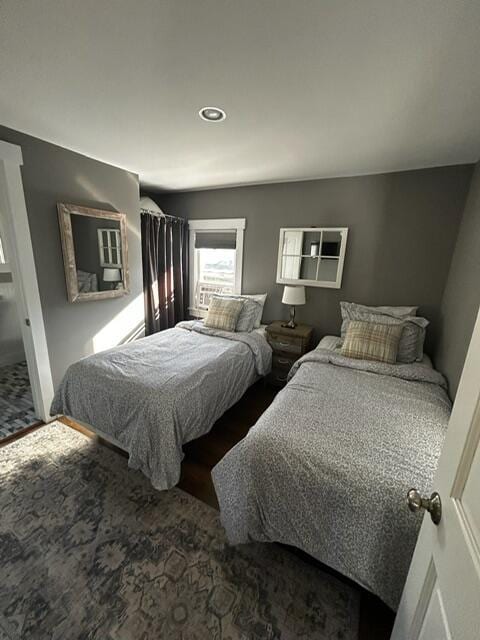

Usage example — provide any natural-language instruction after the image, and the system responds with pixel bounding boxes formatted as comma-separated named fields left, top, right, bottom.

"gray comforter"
left=51, top=321, right=271, bottom=490
left=212, top=345, right=451, bottom=610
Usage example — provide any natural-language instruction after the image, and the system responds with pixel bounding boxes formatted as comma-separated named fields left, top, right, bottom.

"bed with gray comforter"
left=51, top=321, right=271, bottom=491
left=212, top=337, right=451, bottom=610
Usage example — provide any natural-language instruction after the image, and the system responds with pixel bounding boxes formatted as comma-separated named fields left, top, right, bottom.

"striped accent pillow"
left=341, top=321, right=403, bottom=364
left=204, top=297, right=245, bottom=332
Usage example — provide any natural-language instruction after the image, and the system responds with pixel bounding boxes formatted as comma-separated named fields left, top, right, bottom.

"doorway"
left=0, top=235, right=38, bottom=439
left=0, top=140, right=54, bottom=434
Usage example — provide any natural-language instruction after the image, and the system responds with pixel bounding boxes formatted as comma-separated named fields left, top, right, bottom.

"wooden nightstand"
left=266, top=321, right=313, bottom=387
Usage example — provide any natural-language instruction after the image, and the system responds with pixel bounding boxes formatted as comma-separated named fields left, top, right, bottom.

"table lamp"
left=103, top=268, right=122, bottom=290
left=281, top=285, right=306, bottom=329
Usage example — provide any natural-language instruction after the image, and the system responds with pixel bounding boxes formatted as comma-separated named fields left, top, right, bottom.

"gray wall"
left=0, top=125, right=142, bottom=388
left=436, top=160, right=480, bottom=397
left=148, top=165, right=473, bottom=354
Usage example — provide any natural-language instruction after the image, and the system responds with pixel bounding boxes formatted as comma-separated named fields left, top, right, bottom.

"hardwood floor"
left=178, top=381, right=277, bottom=508
left=7, top=381, right=395, bottom=639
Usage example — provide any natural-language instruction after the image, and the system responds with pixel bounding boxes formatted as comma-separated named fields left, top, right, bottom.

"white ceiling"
left=1, top=1, right=480, bottom=191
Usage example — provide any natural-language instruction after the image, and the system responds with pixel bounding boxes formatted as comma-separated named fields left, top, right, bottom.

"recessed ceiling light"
left=199, top=106, right=226, bottom=122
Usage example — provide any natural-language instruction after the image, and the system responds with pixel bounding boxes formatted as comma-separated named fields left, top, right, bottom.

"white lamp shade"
left=103, top=268, right=121, bottom=282
left=282, top=285, right=306, bottom=306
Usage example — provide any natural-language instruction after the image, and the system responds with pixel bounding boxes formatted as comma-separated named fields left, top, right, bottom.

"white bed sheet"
left=253, top=324, right=268, bottom=339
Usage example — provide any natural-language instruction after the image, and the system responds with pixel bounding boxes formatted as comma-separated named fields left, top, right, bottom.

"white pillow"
left=340, top=301, right=418, bottom=320
left=240, top=293, right=267, bottom=328
left=215, top=293, right=267, bottom=330
left=340, top=301, right=427, bottom=362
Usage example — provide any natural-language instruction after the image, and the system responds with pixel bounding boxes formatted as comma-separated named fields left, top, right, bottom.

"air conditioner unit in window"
left=196, top=281, right=234, bottom=310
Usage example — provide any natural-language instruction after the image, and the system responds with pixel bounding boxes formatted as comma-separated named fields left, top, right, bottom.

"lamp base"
left=281, top=306, right=297, bottom=329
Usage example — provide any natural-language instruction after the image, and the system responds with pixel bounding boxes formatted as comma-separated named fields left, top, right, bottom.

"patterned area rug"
left=0, top=362, right=37, bottom=440
left=0, top=423, right=359, bottom=640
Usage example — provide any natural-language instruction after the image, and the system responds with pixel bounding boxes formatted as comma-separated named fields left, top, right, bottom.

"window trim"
left=188, top=218, right=245, bottom=318
left=97, top=227, right=122, bottom=268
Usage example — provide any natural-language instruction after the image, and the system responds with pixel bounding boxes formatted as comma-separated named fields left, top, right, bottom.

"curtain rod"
left=140, top=207, right=184, bottom=222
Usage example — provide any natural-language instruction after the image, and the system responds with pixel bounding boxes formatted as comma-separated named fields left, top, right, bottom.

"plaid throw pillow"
left=340, top=301, right=428, bottom=363
left=341, top=320, right=403, bottom=364
left=212, top=295, right=261, bottom=332
left=204, top=297, right=245, bottom=332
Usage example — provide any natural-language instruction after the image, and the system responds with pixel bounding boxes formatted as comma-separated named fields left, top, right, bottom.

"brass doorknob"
left=407, top=489, right=442, bottom=525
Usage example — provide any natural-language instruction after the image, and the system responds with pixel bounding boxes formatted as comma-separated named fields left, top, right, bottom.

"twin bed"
left=51, top=308, right=451, bottom=610
left=51, top=320, right=271, bottom=490
left=212, top=336, right=451, bottom=609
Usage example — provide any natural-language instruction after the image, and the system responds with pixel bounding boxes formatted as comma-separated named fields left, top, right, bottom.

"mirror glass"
left=58, top=203, right=129, bottom=302
left=278, top=227, right=347, bottom=288
left=71, top=214, right=124, bottom=293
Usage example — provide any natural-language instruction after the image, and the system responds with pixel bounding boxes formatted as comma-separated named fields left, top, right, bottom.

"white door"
left=392, top=307, right=480, bottom=640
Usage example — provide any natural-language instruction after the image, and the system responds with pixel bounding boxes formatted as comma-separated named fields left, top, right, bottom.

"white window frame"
left=276, top=226, right=348, bottom=289
left=188, top=218, right=245, bottom=318
left=97, top=228, right=122, bottom=268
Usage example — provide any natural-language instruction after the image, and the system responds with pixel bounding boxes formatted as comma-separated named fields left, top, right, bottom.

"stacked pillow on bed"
left=340, top=301, right=429, bottom=365
left=204, top=293, right=267, bottom=332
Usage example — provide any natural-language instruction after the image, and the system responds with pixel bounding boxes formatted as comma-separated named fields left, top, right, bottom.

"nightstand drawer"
left=268, top=337, right=303, bottom=355
left=272, top=354, right=297, bottom=370
left=265, top=322, right=314, bottom=388
left=268, top=369, right=290, bottom=386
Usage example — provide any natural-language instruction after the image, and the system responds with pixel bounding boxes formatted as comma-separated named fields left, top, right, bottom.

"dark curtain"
left=141, top=212, right=188, bottom=334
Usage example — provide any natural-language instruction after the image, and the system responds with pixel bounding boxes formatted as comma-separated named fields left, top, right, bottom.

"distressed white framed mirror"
left=276, top=227, right=348, bottom=288
left=57, top=203, right=130, bottom=303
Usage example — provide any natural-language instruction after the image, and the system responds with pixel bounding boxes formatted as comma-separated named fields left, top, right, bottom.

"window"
left=196, top=247, right=235, bottom=308
left=97, top=228, right=122, bottom=268
left=188, top=219, right=245, bottom=317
